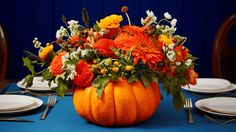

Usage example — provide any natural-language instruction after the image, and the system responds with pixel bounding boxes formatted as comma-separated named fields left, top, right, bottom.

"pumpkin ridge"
left=112, top=81, right=117, bottom=126
left=130, top=82, right=139, bottom=123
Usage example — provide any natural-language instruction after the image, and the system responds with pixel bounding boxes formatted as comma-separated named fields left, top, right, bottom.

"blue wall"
left=0, top=0, right=236, bottom=79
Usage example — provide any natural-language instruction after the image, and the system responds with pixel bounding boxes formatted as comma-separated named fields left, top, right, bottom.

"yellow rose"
left=158, top=34, right=173, bottom=46
left=39, top=44, right=53, bottom=60
left=97, top=14, right=123, bottom=30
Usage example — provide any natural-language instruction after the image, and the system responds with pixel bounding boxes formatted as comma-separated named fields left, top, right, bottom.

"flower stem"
left=125, top=12, right=131, bottom=26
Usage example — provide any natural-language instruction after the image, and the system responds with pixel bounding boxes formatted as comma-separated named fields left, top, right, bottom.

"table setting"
left=1, top=6, right=236, bottom=132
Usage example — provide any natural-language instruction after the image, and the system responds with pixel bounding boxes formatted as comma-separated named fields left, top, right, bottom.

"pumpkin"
left=73, top=78, right=161, bottom=126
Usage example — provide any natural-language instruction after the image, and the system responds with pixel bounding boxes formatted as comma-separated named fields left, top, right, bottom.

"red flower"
left=185, top=68, right=198, bottom=85
left=174, top=45, right=189, bottom=62
left=103, top=28, right=121, bottom=39
left=94, top=38, right=116, bottom=58
left=50, top=51, right=66, bottom=76
left=73, top=60, right=94, bottom=88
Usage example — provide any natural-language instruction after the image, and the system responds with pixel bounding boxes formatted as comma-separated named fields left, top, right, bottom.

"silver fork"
left=40, top=94, right=57, bottom=120
left=184, top=98, right=194, bottom=124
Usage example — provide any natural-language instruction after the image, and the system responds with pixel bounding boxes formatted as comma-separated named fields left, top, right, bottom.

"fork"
left=40, top=94, right=57, bottom=120
left=184, top=98, right=194, bottom=124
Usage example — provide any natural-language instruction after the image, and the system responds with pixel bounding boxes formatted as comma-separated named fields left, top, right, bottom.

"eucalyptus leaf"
left=82, top=7, right=90, bottom=28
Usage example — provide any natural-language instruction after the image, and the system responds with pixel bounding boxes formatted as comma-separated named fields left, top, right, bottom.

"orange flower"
left=39, top=45, right=53, bottom=60
left=115, top=26, right=163, bottom=69
left=50, top=51, right=66, bottom=76
left=185, top=68, right=198, bottom=85
left=73, top=60, right=94, bottom=87
left=94, top=38, right=116, bottom=58
left=174, top=45, right=189, bottom=62
left=103, top=27, right=121, bottom=39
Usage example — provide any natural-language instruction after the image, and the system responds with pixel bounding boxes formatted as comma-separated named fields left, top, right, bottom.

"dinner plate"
left=182, top=78, right=235, bottom=93
left=0, top=95, right=43, bottom=114
left=195, top=98, right=236, bottom=117
left=202, top=97, right=236, bottom=114
left=0, top=95, right=35, bottom=111
left=17, top=77, right=57, bottom=92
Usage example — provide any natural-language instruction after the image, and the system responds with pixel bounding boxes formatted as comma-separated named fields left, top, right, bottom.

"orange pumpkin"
left=73, top=78, right=161, bottom=126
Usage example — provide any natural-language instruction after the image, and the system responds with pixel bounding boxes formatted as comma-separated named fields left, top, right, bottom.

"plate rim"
left=0, top=95, right=36, bottom=111
left=195, top=97, right=236, bottom=117
left=182, top=83, right=236, bottom=93
left=17, top=76, right=56, bottom=92
left=0, top=95, right=43, bottom=114
left=201, top=97, right=236, bottom=114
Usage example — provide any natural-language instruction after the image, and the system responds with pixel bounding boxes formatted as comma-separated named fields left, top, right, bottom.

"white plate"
left=0, top=95, right=43, bottom=114
left=182, top=78, right=235, bottom=93
left=202, top=97, right=236, bottom=114
left=0, top=95, right=35, bottom=111
left=195, top=98, right=236, bottom=117
left=17, top=77, right=57, bottom=91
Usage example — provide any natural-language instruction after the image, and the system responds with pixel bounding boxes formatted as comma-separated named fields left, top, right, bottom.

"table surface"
left=0, top=83, right=236, bottom=132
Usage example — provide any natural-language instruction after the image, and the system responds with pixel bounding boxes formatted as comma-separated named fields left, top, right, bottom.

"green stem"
left=125, top=12, right=131, bottom=26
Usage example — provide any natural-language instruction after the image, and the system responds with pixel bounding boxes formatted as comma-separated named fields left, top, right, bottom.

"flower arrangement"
left=23, top=7, right=198, bottom=109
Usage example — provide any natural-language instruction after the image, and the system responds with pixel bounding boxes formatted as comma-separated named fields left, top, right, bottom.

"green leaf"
left=42, top=68, right=53, bottom=80
left=54, top=81, right=68, bottom=98
left=23, top=57, right=35, bottom=74
left=140, top=73, right=151, bottom=88
left=128, top=75, right=138, bottom=83
left=92, top=77, right=109, bottom=98
left=55, top=72, right=66, bottom=84
left=22, top=74, right=34, bottom=88
left=173, top=92, right=185, bottom=110
left=93, top=23, right=100, bottom=32
left=82, top=7, right=90, bottom=28
left=23, top=50, right=40, bottom=61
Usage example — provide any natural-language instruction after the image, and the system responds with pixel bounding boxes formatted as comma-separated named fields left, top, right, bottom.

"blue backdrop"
left=0, top=0, right=236, bottom=79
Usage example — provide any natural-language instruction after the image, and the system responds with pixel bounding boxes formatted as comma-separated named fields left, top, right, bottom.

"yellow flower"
left=97, top=14, right=123, bottom=30
left=39, top=44, right=53, bottom=60
left=158, top=34, right=173, bottom=46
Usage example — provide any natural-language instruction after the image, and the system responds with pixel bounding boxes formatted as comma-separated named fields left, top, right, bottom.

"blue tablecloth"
left=0, top=83, right=236, bottom=132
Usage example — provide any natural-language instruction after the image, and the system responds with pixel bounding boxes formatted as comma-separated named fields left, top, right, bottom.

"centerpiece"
left=22, top=6, right=198, bottom=126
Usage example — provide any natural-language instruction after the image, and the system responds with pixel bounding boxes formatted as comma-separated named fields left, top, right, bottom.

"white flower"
left=66, top=65, right=77, bottom=80
left=171, top=18, right=177, bottom=27
left=32, top=37, right=41, bottom=48
left=168, top=44, right=175, bottom=49
left=61, top=53, right=70, bottom=69
left=185, top=59, right=192, bottom=67
left=162, top=25, right=177, bottom=35
left=164, top=12, right=172, bottom=19
left=156, top=24, right=161, bottom=29
left=56, top=26, right=68, bottom=39
left=176, top=62, right=181, bottom=66
left=167, top=51, right=176, bottom=62
left=141, top=18, right=145, bottom=25
left=162, top=46, right=168, bottom=52
left=67, top=20, right=79, bottom=36
left=70, top=51, right=79, bottom=60
left=141, top=10, right=157, bottom=26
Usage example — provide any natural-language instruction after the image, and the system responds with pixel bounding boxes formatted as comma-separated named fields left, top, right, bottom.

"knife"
left=0, top=117, right=34, bottom=122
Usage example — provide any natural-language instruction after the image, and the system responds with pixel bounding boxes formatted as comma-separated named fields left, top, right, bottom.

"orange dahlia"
left=115, top=26, right=163, bottom=69
left=73, top=60, right=94, bottom=87
left=94, top=38, right=116, bottom=58
left=50, top=51, right=66, bottom=76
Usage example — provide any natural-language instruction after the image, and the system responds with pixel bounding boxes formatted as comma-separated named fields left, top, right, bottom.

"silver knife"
left=0, top=117, right=34, bottom=122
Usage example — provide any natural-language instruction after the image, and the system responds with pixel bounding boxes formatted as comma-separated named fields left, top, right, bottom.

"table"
left=0, top=83, right=236, bottom=132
